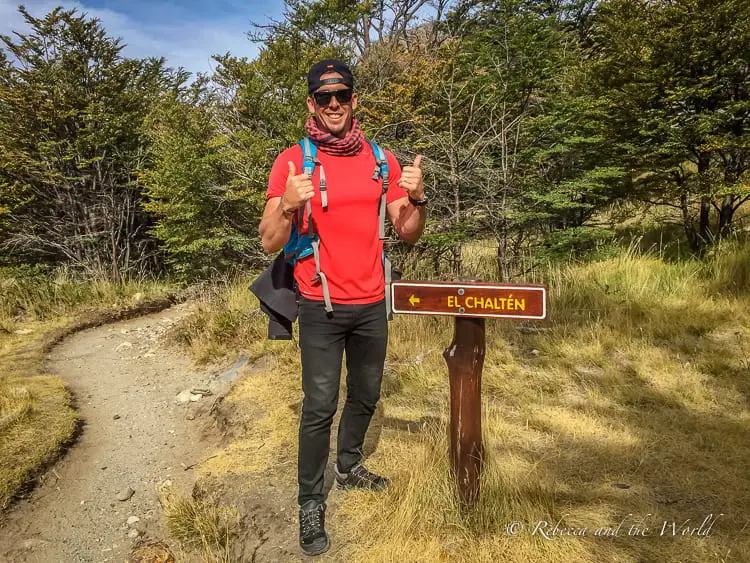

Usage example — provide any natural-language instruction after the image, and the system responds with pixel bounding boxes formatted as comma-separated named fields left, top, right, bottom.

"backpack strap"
left=301, top=137, right=327, bottom=209
left=369, top=140, right=395, bottom=320
left=369, top=141, right=389, bottom=240
left=297, top=138, right=317, bottom=245
left=383, top=252, right=394, bottom=321
left=301, top=137, right=316, bottom=175
left=298, top=138, right=333, bottom=313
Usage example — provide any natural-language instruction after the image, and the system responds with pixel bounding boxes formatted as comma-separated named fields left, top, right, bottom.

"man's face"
left=306, top=72, right=358, bottom=138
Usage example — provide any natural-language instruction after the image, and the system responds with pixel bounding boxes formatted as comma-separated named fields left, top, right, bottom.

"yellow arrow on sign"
left=409, top=294, right=421, bottom=306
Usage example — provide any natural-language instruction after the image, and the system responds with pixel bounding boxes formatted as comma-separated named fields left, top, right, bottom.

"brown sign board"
left=391, top=281, right=547, bottom=319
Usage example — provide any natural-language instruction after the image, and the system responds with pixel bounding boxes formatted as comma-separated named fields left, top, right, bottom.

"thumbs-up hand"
left=282, top=160, right=315, bottom=214
left=398, top=154, right=425, bottom=201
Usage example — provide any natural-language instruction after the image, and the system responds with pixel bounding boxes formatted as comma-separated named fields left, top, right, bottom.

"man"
left=259, top=59, right=427, bottom=556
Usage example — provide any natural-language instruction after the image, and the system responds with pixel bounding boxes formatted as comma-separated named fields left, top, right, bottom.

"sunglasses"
left=313, top=88, right=354, bottom=107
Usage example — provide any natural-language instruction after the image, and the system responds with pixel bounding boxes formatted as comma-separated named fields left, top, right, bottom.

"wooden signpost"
left=391, top=280, right=548, bottom=506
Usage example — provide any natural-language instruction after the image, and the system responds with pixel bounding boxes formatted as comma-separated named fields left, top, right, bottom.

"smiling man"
left=259, top=59, right=428, bottom=556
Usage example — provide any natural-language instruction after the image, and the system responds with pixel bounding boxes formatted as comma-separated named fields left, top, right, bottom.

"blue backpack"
left=283, top=137, right=395, bottom=319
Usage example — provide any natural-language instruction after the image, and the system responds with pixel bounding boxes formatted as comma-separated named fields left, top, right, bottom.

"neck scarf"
left=305, top=117, right=364, bottom=156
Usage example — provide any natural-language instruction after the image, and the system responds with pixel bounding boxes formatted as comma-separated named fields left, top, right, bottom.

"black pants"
left=297, top=296, right=388, bottom=506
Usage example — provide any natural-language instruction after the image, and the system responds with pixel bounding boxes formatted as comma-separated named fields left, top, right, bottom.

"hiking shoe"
left=299, top=500, right=329, bottom=556
left=335, top=463, right=389, bottom=491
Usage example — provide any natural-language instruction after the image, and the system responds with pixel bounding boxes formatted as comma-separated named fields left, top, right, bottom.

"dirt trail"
left=0, top=303, right=219, bottom=563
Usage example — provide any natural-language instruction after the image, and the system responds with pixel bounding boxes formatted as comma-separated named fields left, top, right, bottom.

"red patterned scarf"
left=305, top=117, right=364, bottom=156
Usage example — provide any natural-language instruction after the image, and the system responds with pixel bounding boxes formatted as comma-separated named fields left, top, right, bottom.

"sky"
left=0, top=0, right=285, bottom=76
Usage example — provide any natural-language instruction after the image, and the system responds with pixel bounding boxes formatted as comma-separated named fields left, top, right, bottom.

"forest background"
left=2, top=0, right=748, bottom=282
left=2, top=1, right=750, bottom=561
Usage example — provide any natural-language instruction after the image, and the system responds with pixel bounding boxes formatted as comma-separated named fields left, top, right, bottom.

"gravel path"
left=0, top=303, right=216, bottom=563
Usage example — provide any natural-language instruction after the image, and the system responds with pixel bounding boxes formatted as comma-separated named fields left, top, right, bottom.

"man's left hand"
left=398, top=154, right=424, bottom=200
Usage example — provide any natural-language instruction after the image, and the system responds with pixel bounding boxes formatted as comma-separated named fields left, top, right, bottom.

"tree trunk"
left=110, top=230, right=120, bottom=283
left=681, top=193, right=700, bottom=255
left=496, top=226, right=510, bottom=282
left=452, top=244, right=462, bottom=278
left=450, top=170, right=461, bottom=277
left=433, top=251, right=441, bottom=278
left=696, top=152, right=712, bottom=253
left=698, top=197, right=711, bottom=252
left=719, top=194, right=736, bottom=239
left=497, top=241, right=506, bottom=282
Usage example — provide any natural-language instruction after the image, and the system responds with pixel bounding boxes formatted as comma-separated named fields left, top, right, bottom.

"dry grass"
left=159, top=483, right=239, bottom=563
left=0, top=383, right=32, bottom=432
left=175, top=244, right=750, bottom=562
left=200, top=351, right=301, bottom=477
left=0, top=333, right=78, bottom=511
left=0, top=268, right=174, bottom=511
left=167, top=274, right=273, bottom=364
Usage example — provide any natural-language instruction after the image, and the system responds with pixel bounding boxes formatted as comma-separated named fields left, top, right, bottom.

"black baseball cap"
left=307, top=59, right=354, bottom=94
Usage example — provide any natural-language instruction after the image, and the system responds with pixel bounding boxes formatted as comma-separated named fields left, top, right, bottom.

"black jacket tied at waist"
left=249, top=252, right=297, bottom=340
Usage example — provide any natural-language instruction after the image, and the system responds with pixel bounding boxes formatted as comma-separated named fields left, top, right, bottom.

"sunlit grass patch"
left=336, top=417, right=583, bottom=563
left=201, top=370, right=300, bottom=477
left=526, top=406, right=640, bottom=450
left=166, top=273, right=294, bottom=364
left=703, top=240, right=750, bottom=294
left=0, top=318, right=79, bottom=512
left=0, top=266, right=172, bottom=322
left=0, top=371, right=77, bottom=510
left=0, top=382, right=32, bottom=432
left=177, top=244, right=750, bottom=561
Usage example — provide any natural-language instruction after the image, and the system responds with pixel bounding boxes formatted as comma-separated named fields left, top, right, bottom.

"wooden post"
left=390, top=279, right=547, bottom=506
left=443, top=316, right=486, bottom=506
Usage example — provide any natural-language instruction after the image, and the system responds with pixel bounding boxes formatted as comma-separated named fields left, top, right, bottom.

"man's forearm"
left=396, top=202, right=427, bottom=244
left=259, top=199, right=295, bottom=253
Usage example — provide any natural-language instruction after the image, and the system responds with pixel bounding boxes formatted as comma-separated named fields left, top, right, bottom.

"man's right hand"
left=282, top=161, right=315, bottom=212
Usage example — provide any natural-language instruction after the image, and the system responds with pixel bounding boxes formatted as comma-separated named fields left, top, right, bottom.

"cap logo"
left=307, top=59, right=354, bottom=93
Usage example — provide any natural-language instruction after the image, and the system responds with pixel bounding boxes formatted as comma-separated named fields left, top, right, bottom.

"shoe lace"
left=352, top=464, right=377, bottom=481
left=301, top=506, right=323, bottom=536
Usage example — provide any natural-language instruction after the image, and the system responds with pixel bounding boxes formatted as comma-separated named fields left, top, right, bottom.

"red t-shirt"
left=266, top=142, right=407, bottom=304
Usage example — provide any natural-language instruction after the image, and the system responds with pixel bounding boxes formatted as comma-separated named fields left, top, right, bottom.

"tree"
left=142, top=69, right=275, bottom=280
left=372, top=0, right=622, bottom=278
left=251, top=0, right=448, bottom=59
left=141, top=29, right=346, bottom=279
left=589, top=0, right=750, bottom=254
left=0, top=6, right=185, bottom=279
